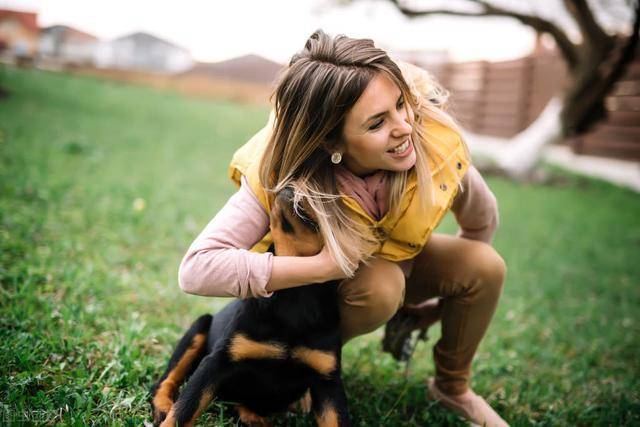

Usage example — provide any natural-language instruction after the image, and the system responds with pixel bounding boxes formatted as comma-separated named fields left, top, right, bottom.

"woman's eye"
left=368, top=98, right=404, bottom=131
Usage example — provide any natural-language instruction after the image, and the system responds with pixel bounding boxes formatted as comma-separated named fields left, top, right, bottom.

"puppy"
left=150, top=187, right=349, bottom=426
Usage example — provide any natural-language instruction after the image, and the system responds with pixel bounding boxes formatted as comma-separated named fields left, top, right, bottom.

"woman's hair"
left=259, top=29, right=469, bottom=277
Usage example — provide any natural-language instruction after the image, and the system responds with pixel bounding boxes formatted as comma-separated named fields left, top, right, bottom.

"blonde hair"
left=260, top=29, right=470, bottom=277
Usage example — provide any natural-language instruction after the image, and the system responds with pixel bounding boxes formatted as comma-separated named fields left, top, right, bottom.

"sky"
left=1, top=0, right=538, bottom=64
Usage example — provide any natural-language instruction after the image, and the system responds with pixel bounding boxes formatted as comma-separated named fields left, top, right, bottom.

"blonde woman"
left=179, top=29, right=508, bottom=426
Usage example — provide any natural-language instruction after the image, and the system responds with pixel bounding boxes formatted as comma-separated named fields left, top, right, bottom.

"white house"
left=95, top=32, right=192, bottom=74
left=39, top=25, right=98, bottom=66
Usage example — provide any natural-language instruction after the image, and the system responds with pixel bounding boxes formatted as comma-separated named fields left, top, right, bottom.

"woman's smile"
left=386, top=138, right=413, bottom=158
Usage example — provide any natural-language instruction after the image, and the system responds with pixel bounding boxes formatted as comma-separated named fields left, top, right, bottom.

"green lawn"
left=1, top=66, right=639, bottom=426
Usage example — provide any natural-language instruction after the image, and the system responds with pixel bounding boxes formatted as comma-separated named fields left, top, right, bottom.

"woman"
left=179, top=29, right=508, bottom=427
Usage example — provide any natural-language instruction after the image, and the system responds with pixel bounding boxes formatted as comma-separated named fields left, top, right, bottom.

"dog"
left=150, top=187, right=350, bottom=427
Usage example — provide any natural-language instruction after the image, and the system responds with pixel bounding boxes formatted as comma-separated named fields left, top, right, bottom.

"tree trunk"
left=463, top=97, right=564, bottom=180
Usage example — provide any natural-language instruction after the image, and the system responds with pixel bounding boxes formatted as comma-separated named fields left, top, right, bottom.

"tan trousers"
left=338, top=233, right=507, bottom=395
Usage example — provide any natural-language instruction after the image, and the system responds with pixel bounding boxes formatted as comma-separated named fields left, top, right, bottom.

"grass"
left=1, top=66, right=639, bottom=426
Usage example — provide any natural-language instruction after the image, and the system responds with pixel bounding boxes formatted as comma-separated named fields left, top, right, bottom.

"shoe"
left=427, top=378, right=509, bottom=427
left=382, top=310, right=420, bottom=361
left=382, top=298, right=442, bottom=362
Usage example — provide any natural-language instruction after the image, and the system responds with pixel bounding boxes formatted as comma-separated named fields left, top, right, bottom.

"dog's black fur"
left=150, top=188, right=349, bottom=427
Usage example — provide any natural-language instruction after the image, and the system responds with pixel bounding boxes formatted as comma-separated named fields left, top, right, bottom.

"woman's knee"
left=340, top=258, right=405, bottom=321
left=467, top=242, right=507, bottom=296
left=370, top=269, right=405, bottom=319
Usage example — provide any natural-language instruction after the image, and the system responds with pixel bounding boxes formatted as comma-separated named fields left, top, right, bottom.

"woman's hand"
left=315, top=244, right=350, bottom=282
left=266, top=246, right=349, bottom=292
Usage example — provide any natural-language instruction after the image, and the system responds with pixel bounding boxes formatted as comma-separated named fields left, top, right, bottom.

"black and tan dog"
left=150, top=187, right=349, bottom=426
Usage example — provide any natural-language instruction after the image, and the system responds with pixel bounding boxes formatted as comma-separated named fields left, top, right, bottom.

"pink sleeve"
left=451, top=165, right=500, bottom=245
left=178, top=176, right=274, bottom=299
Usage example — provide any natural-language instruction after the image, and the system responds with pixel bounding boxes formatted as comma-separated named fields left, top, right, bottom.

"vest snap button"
left=440, top=183, right=448, bottom=191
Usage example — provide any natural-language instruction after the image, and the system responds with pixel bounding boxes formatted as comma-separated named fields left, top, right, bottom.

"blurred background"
left=2, top=0, right=639, bottom=176
left=1, top=1, right=639, bottom=425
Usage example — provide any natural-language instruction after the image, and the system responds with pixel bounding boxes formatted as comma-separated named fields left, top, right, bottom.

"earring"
left=331, top=152, right=342, bottom=164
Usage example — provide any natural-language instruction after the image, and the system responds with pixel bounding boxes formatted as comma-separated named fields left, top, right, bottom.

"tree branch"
left=568, top=0, right=640, bottom=133
left=388, top=0, right=579, bottom=70
left=563, top=0, right=611, bottom=48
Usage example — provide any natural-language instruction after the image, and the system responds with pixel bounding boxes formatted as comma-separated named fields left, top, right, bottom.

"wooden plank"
left=606, top=110, right=640, bottom=127
left=475, top=127, right=519, bottom=138
left=485, top=67, right=525, bottom=80
left=483, top=102, right=525, bottom=115
left=447, top=75, right=484, bottom=89
left=448, top=87, right=484, bottom=97
left=485, top=79, right=528, bottom=94
left=481, top=116, right=522, bottom=130
left=572, top=138, right=640, bottom=161
left=611, top=80, right=640, bottom=96
left=449, top=98, right=483, bottom=109
left=588, top=124, right=640, bottom=142
left=605, top=96, right=640, bottom=111
left=623, top=62, right=640, bottom=79
left=490, top=58, right=527, bottom=70
left=448, top=61, right=487, bottom=72
left=449, top=91, right=483, bottom=102
left=446, top=69, right=483, bottom=79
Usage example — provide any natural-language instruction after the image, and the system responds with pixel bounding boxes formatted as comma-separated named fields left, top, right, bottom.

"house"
left=0, top=8, right=38, bottom=60
left=182, top=54, right=285, bottom=85
left=39, top=25, right=98, bottom=66
left=95, top=32, right=192, bottom=74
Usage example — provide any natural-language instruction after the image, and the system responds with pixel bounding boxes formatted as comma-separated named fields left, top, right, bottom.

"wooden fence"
left=571, top=61, right=640, bottom=160
left=427, top=51, right=640, bottom=161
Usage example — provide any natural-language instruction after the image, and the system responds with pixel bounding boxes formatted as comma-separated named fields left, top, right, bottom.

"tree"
left=342, top=0, right=640, bottom=178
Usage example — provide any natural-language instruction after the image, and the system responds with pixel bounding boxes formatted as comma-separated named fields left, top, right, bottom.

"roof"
left=0, top=8, right=38, bottom=32
left=41, top=25, right=98, bottom=42
left=183, top=54, right=286, bottom=84
left=112, top=31, right=187, bottom=51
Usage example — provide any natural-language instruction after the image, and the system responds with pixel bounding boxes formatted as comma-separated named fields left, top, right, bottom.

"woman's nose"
left=392, top=111, right=412, bottom=137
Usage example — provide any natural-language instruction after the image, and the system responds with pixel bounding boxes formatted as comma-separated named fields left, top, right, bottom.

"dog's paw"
left=152, top=409, right=167, bottom=427
left=236, top=405, right=272, bottom=426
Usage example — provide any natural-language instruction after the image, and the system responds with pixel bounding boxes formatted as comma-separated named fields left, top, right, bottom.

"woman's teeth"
left=389, top=140, right=409, bottom=154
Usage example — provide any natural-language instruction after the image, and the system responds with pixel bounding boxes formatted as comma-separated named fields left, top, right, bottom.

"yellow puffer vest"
left=228, top=61, right=470, bottom=261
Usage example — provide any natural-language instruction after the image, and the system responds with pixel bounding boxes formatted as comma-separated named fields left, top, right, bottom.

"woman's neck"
left=338, top=162, right=381, bottom=179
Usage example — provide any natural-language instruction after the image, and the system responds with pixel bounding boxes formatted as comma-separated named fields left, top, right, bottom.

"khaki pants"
left=338, top=233, right=507, bottom=395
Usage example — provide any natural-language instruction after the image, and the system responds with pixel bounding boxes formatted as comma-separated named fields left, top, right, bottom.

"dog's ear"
left=270, top=187, right=323, bottom=257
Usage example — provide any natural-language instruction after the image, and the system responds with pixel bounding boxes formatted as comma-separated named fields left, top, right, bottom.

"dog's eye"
left=279, top=210, right=295, bottom=234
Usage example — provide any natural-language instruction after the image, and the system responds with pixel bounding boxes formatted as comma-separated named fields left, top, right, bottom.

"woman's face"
left=340, top=72, right=416, bottom=177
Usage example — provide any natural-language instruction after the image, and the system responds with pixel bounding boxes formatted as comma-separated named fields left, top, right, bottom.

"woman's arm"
left=178, top=176, right=274, bottom=298
left=450, top=165, right=500, bottom=245
left=178, top=176, right=342, bottom=299
left=267, top=244, right=347, bottom=292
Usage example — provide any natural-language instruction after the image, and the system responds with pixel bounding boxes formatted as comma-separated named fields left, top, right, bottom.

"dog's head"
left=269, top=187, right=323, bottom=257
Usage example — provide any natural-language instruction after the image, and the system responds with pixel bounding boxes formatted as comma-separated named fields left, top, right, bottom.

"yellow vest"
left=228, top=61, right=470, bottom=261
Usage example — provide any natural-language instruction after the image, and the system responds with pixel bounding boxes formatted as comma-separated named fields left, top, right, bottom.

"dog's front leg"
left=310, top=374, right=350, bottom=427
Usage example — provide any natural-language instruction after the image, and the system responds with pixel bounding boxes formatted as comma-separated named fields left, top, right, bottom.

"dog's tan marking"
left=229, top=333, right=287, bottom=362
left=236, top=405, right=271, bottom=426
left=291, top=347, right=336, bottom=375
left=288, top=389, right=312, bottom=414
left=315, top=402, right=339, bottom=427
left=159, top=407, right=176, bottom=427
left=269, top=192, right=323, bottom=257
left=153, top=333, right=207, bottom=420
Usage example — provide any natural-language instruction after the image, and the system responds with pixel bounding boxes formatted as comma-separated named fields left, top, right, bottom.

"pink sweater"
left=178, top=165, right=499, bottom=299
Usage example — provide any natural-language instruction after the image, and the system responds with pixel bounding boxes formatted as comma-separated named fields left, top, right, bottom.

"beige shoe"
left=427, top=378, right=509, bottom=427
